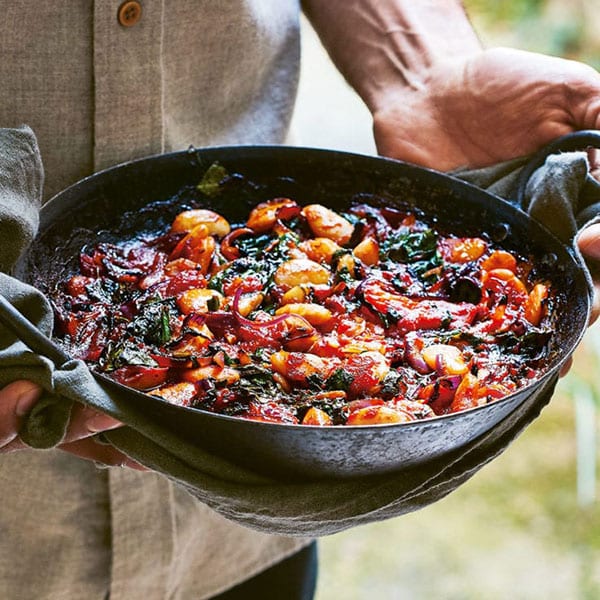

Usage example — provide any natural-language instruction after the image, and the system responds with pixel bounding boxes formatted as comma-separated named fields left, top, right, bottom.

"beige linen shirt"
left=0, top=2, right=309, bottom=599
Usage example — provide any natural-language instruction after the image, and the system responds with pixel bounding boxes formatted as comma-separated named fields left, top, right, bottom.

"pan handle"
left=515, top=130, right=600, bottom=210
left=0, top=293, right=70, bottom=368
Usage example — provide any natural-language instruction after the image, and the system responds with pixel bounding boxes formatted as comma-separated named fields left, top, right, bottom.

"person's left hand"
left=554, top=222, right=600, bottom=376
left=577, top=149, right=600, bottom=330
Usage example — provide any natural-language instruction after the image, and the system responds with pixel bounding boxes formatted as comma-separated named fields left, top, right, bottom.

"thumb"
left=577, top=223, right=600, bottom=260
left=0, top=381, right=43, bottom=448
left=576, top=223, right=600, bottom=325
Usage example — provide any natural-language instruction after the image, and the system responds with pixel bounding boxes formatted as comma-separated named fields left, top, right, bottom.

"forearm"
left=302, top=0, right=482, bottom=112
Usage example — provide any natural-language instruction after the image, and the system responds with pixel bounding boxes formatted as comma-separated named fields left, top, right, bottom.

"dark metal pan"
left=5, top=145, right=592, bottom=480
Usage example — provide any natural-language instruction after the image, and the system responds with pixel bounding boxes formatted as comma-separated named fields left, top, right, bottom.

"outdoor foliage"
left=465, top=0, right=600, bottom=69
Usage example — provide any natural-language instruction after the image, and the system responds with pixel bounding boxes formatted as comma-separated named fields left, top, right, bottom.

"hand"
left=372, top=47, right=600, bottom=171
left=552, top=223, right=600, bottom=377
left=577, top=149, right=600, bottom=330
left=0, top=380, right=145, bottom=470
left=577, top=223, right=600, bottom=326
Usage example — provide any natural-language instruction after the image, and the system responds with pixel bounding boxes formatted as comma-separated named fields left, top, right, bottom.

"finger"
left=589, top=285, right=600, bottom=326
left=0, top=381, right=43, bottom=449
left=577, top=223, right=600, bottom=260
left=61, top=404, right=123, bottom=444
left=586, top=148, right=600, bottom=183
left=559, top=355, right=573, bottom=378
left=1, top=436, right=28, bottom=452
left=58, top=438, right=148, bottom=471
left=576, top=227, right=600, bottom=324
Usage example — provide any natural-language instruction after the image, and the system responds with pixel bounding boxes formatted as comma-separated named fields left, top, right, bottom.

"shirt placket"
left=93, top=3, right=173, bottom=599
left=93, top=0, right=165, bottom=172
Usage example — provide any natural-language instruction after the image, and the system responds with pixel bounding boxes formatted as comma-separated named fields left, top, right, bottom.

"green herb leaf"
left=101, top=340, right=158, bottom=371
left=375, top=307, right=402, bottom=328
left=379, top=369, right=402, bottom=398
left=85, top=278, right=128, bottom=304
left=206, top=296, right=220, bottom=312
left=381, top=228, right=438, bottom=263
left=233, top=364, right=280, bottom=403
left=208, top=257, right=259, bottom=292
left=236, top=233, right=276, bottom=257
left=197, top=162, right=229, bottom=197
left=306, top=373, right=325, bottom=390
left=127, top=301, right=173, bottom=346
left=325, top=368, right=354, bottom=392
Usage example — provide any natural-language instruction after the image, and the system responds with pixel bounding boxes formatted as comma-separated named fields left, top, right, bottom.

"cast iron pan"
left=2, top=144, right=593, bottom=479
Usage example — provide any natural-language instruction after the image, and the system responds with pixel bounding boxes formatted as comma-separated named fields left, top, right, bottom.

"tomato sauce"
left=52, top=197, right=554, bottom=426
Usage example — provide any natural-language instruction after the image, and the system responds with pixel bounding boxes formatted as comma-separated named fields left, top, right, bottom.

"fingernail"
left=15, top=386, right=42, bottom=417
left=86, top=413, right=122, bottom=433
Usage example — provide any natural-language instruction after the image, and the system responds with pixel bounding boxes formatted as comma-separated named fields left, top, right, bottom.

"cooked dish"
left=53, top=190, right=555, bottom=426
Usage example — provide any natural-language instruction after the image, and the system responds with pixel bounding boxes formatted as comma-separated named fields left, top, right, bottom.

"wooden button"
left=118, top=1, right=142, bottom=27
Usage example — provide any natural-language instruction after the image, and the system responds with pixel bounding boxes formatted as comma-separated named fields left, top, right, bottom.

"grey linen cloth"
left=0, top=125, right=597, bottom=536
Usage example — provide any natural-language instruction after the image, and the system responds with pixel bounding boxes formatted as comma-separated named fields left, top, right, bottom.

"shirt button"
left=118, top=1, right=142, bottom=27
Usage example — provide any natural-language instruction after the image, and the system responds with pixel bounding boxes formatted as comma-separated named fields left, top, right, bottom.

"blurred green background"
left=467, top=0, right=600, bottom=69
left=293, top=2, right=600, bottom=599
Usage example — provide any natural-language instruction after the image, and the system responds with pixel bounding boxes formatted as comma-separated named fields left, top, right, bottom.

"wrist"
left=357, top=0, right=483, bottom=113
left=368, top=51, right=475, bottom=122
left=304, top=0, right=483, bottom=113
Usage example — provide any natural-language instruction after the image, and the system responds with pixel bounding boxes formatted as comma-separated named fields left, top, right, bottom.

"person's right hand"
left=0, top=380, right=145, bottom=469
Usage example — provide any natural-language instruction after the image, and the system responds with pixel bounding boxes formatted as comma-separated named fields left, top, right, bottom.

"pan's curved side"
left=98, top=368, right=555, bottom=480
